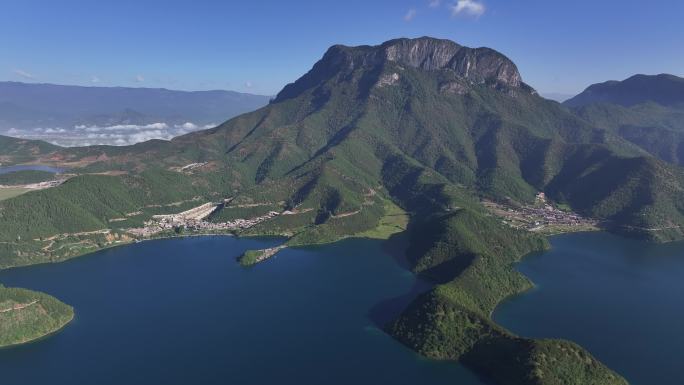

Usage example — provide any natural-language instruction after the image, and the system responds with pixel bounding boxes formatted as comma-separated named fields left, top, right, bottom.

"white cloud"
left=78, top=122, right=169, bottom=132
left=6, top=121, right=213, bottom=147
left=176, top=122, right=198, bottom=130
left=135, top=74, right=145, bottom=82
left=140, top=122, right=167, bottom=130
left=44, top=128, right=66, bottom=133
left=404, top=9, right=417, bottom=21
left=13, top=69, right=35, bottom=79
left=91, top=75, right=101, bottom=83
left=244, top=81, right=253, bottom=88
left=451, top=0, right=485, bottom=17
left=69, top=121, right=208, bottom=145
left=429, top=0, right=441, bottom=8
left=127, top=130, right=173, bottom=144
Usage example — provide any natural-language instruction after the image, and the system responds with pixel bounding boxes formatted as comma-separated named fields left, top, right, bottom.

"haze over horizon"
left=2, top=0, right=683, bottom=97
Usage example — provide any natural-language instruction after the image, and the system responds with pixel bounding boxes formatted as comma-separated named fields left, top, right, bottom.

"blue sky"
left=2, top=0, right=683, bottom=97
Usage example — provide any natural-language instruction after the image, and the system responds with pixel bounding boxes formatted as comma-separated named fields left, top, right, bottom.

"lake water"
left=0, top=236, right=488, bottom=385
left=0, top=165, right=65, bottom=174
left=494, top=232, right=684, bottom=385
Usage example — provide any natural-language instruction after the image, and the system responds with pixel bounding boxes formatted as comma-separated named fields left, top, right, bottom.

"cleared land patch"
left=0, top=187, right=31, bottom=201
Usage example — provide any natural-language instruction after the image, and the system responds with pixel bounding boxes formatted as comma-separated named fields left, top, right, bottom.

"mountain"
left=0, top=81, right=271, bottom=146
left=2, top=36, right=680, bottom=383
left=565, top=74, right=684, bottom=166
left=565, top=74, right=684, bottom=107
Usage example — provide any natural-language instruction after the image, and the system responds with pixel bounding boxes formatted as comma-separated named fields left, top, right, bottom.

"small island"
left=0, top=285, right=74, bottom=348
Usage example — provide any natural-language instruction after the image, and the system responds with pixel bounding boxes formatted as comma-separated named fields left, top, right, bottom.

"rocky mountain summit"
left=275, top=37, right=531, bottom=102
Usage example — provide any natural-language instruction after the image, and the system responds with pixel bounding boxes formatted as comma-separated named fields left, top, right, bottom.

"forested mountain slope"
left=566, top=74, right=684, bottom=167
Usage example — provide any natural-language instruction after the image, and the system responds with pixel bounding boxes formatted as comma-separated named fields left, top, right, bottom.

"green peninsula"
left=0, top=286, right=73, bottom=348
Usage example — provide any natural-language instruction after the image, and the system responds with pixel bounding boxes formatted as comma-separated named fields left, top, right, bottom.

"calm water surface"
left=0, top=165, right=65, bottom=174
left=494, top=232, right=684, bottom=385
left=0, top=236, right=488, bottom=385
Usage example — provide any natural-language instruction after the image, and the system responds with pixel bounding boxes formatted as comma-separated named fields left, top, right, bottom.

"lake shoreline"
left=0, top=235, right=487, bottom=385
left=492, top=231, right=684, bottom=385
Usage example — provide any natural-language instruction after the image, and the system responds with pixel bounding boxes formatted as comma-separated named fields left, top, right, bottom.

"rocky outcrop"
left=275, top=37, right=531, bottom=102
left=381, top=38, right=523, bottom=88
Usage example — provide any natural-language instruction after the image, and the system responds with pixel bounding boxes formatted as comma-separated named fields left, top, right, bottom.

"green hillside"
left=0, top=285, right=73, bottom=347
left=0, top=135, right=59, bottom=166
left=0, top=170, right=56, bottom=185
left=565, top=74, right=684, bottom=167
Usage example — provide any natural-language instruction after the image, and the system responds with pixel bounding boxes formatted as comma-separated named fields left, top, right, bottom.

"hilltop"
left=565, top=74, right=684, bottom=108
left=0, top=135, right=59, bottom=165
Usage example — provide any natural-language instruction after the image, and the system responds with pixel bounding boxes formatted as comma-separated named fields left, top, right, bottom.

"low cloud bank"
left=1, top=121, right=216, bottom=147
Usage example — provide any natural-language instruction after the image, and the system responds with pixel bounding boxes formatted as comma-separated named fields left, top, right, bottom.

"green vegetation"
left=386, top=209, right=626, bottom=385
left=0, top=135, right=59, bottom=165
left=571, top=102, right=684, bottom=166
left=0, top=285, right=73, bottom=347
left=355, top=200, right=408, bottom=239
left=0, top=163, right=58, bottom=202
left=0, top=168, right=240, bottom=269
left=0, top=170, right=56, bottom=185
left=238, top=249, right=264, bottom=266
left=464, top=337, right=628, bottom=385
left=566, top=74, right=684, bottom=167
left=0, top=187, right=30, bottom=201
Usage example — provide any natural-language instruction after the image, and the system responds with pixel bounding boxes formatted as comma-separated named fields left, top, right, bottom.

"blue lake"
left=0, top=165, right=65, bottom=174
left=494, top=232, right=684, bottom=385
left=0, top=236, right=488, bottom=385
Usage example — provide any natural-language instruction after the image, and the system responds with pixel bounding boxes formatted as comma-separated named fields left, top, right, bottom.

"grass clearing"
left=0, top=187, right=30, bottom=201
left=356, top=200, right=409, bottom=239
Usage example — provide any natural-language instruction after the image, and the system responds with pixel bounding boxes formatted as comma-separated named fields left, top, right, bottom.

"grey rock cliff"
left=275, top=37, right=529, bottom=102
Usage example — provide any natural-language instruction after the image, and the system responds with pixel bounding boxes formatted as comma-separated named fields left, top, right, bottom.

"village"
left=127, top=202, right=281, bottom=238
left=483, top=192, right=599, bottom=234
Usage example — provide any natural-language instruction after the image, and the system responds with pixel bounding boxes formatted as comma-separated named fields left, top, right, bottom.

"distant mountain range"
left=0, top=81, right=270, bottom=146
left=565, top=74, right=684, bottom=165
